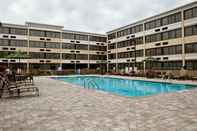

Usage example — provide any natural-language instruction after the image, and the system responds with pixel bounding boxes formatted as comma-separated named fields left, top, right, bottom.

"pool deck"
left=1, top=75, right=197, bottom=131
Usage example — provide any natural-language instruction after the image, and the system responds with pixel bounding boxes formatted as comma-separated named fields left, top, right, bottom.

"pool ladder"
left=83, top=78, right=100, bottom=90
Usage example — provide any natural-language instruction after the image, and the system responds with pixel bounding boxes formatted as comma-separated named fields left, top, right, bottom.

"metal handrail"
left=83, top=78, right=91, bottom=88
left=83, top=78, right=100, bottom=89
left=87, top=79, right=100, bottom=89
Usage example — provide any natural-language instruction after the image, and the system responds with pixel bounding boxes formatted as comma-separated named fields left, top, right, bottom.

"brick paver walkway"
left=0, top=76, right=197, bottom=131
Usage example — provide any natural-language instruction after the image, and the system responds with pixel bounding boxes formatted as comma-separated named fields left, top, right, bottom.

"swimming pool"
left=53, top=76, right=197, bottom=97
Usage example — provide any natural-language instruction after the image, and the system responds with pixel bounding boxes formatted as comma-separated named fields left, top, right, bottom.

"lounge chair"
left=8, top=73, right=34, bottom=87
left=127, top=71, right=136, bottom=76
left=0, top=79, right=4, bottom=98
left=0, top=75, right=39, bottom=98
left=191, top=76, right=197, bottom=81
left=162, top=71, right=174, bottom=79
left=173, top=69, right=190, bottom=80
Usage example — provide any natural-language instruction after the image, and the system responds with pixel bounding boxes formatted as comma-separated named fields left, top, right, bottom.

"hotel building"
left=0, top=1, right=197, bottom=75
left=0, top=22, right=107, bottom=73
left=107, top=1, right=197, bottom=75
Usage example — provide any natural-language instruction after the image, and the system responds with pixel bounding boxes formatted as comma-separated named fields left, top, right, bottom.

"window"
left=10, top=28, right=27, bottom=35
left=0, top=27, right=9, bottom=34
left=145, top=12, right=181, bottom=30
left=135, top=37, right=144, bottom=45
left=162, top=45, right=182, bottom=55
left=75, top=44, right=88, bottom=50
left=176, top=45, right=182, bottom=54
left=162, top=32, right=169, bottom=40
left=193, top=7, right=197, bottom=17
left=46, top=31, right=60, bottom=38
left=30, top=29, right=45, bottom=37
left=62, top=53, right=75, bottom=59
left=89, top=36, right=106, bottom=42
left=145, top=23, right=150, bottom=30
left=108, top=43, right=116, bottom=49
left=162, top=61, right=182, bottom=70
left=156, top=48, right=162, bottom=56
left=175, top=13, right=181, bottom=22
left=89, top=55, right=106, bottom=60
left=162, top=17, right=168, bottom=26
left=45, top=42, right=60, bottom=49
left=136, top=50, right=144, bottom=57
left=10, top=40, right=27, bottom=47
left=145, top=36, right=151, bottom=43
left=186, top=61, right=197, bottom=70
left=184, top=7, right=197, bottom=20
left=128, top=24, right=143, bottom=35
left=168, top=30, right=176, bottom=39
left=0, top=39, right=9, bottom=46
left=89, top=45, right=106, bottom=51
left=155, top=19, right=161, bottom=27
left=29, top=52, right=45, bottom=59
left=117, top=29, right=129, bottom=38
left=193, top=25, right=197, bottom=35
left=62, top=43, right=75, bottom=49
left=76, top=54, right=88, bottom=60
left=62, top=33, right=75, bottom=39
left=175, top=29, right=182, bottom=38
left=118, top=52, right=129, bottom=58
left=185, top=26, right=193, bottom=36
left=117, top=40, right=130, bottom=48
left=145, top=28, right=181, bottom=43
left=46, top=53, right=60, bottom=59
left=185, top=43, right=197, bottom=53
left=168, top=12, right=181, bottom=25
left=75, top=34, right=88, bottom=41
left=184, top=9, right=193, bottom=19
left=129, top=51, right=135, bottom=57
left=185, top=25, right=197, bottom=36
left=29, top=41, right=45, bottom=48
left=108, top=33, right=116, bottom=40
left=108, top=53, right=116, bottom=59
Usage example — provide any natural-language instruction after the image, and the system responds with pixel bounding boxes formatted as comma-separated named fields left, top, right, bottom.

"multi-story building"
left=107, top=1, right=197, bottom=75
left=0, top=22, right=107, bottom=73
left=1, top=1, right=197, bottom=75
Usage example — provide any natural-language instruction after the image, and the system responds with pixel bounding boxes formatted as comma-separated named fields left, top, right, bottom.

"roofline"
left=107, top=0, right=197, bottom=34
left=1, top=22, right=27, bottom=28
left=62, top=29, right=106, bottom=37
left=25, top=21, right=64, bottom=29
left=0, top=21, right=106, bottom=37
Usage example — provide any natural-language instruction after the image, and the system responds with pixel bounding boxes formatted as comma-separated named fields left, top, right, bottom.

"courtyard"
left=0, top=76, right=197, bottom=131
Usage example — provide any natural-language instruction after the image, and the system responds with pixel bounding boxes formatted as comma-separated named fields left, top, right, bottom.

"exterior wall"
left=107, top=1, right=197, bottom=75
left=0, top=22, right=107, bottom=72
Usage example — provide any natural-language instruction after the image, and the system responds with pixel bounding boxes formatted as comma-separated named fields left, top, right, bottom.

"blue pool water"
left=53, top=76, right=197, bottom=97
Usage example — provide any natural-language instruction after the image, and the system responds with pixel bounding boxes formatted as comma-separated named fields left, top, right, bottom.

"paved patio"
left=0, top=76, right=197, bottom=131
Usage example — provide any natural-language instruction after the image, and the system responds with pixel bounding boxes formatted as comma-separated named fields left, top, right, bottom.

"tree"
left=143, top=57, right=158, bottom=78
left=6, top=50, right=30, bottom=69
left=6, top=50, right=30, bottom=61
left=143, top=56, right=158, bottom=70
left=0, top=52, right=8, bottom=58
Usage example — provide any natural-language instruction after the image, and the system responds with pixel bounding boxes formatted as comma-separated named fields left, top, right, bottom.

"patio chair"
left=0, top=75, right=39, bottom=98
left=191, top=76, right=197, bottom=81
left=10, top=74, right=34, bottom=86
left=162, top=71, right=174, bottom=79
left=127, top=71, right=136, bottom=77
left=174, top=69, right=190, bottom=80
left=0, top=79, right=4, bottom=98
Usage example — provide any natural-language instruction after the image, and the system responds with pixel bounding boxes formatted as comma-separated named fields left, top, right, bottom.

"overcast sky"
left=0, top=0, right=196, bottom=33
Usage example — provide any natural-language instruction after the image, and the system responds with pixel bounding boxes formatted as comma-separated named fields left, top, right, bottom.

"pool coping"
left=44, top=74, right=197, bottom=99
left=47, top=74, right=197, bottom=86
